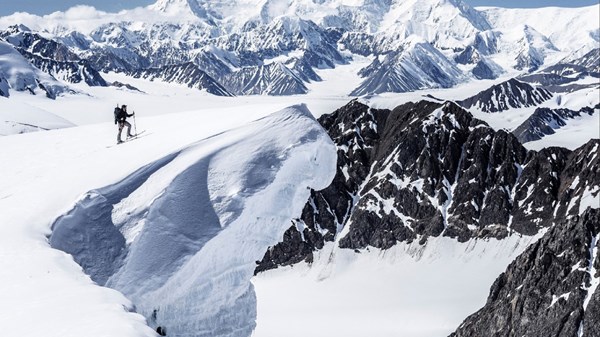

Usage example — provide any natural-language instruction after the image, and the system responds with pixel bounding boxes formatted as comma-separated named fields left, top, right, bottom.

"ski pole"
left=133, top=111, right=138, bottom=136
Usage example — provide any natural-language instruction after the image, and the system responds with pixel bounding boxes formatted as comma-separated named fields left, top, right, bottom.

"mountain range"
left=0, top=0, right=598, bottom=97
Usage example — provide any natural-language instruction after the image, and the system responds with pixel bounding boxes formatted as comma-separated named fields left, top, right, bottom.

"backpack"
left=114, top=107, right=121, bottom=124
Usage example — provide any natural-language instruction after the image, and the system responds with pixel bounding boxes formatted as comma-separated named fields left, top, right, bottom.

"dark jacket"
left=115, top=108, right=133, bottom=123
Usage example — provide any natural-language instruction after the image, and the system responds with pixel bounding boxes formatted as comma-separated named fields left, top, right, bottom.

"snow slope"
left=0, top=104, right=336, bottom=337
left=253, top=234, right=541, bottom=337
left=0, top=98, right=74, bottom=135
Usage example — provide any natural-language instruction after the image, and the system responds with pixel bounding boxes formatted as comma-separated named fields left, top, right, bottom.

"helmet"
left=122, top=104, right=127, bottom=109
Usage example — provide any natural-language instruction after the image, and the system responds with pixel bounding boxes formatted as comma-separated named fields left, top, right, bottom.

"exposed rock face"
left=458, top=78, right=552, bottom=113
left=0, top=40, right=72, bottom=99
left=256, top=99, right=600, bottom=272
left=130, top=62, right=233, bottom=96
left=111, top=81, right=143, bottom=92
left=471, top=59, right=500, bottom=80
left=512, top=105, right=598, bottom=143
left=570, top=48, right=600, bottom=72
left=255, top=100, right=386, bottom=273
left=20, top=49, right=108, bottom=87
left=220, top=62, right=308, bottom=96
left=450, top=209, right=600, bottom=337
left=519, top=49, right=600, bottom=90
left=0, top=76, right=8, bottom=97
left=2, top=27, right=108, bottom=86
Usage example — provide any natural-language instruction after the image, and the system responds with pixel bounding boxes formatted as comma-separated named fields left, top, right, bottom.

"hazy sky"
left=0, top=0, right=597, bottom=16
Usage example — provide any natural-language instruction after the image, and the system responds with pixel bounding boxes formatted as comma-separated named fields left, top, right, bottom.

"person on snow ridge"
left=115, top=104, right=135, bottom=144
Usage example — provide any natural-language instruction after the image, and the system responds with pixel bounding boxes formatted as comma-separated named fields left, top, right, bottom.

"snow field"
left=252, top=234, right=543, bottom=337
left=0, top=102, right=335, bottom=336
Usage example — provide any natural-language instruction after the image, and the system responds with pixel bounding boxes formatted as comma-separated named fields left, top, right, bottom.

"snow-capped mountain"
left=458, top=78, right=553, bottom=113
left=480, top=5, right=600, bottom=53
left=519, top=48, right=600, bottom=90
left=494, top=24, right=561, bottom=73
left=130, top=62, right=233, bottom=96
left=0, top=0, right=597, bottom=97
left=351, top=38, right=466, bottom=95
left=221, top=62, right=308, bottom=96
left=1, top=26, right=108, bottom=87
left=0, top=39, right=72, bottom=98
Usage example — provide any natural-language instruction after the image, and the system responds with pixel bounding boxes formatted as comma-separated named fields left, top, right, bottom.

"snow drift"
left=0, top=98, right=75, bottom=135
left=49, top=104, right=337, bottom=336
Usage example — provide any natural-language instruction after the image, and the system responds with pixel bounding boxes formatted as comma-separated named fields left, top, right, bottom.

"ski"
left=107, top=130, right=148, bottom=148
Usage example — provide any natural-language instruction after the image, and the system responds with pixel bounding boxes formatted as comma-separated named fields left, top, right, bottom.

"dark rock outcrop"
left=512, top=105, right=598, bottom=143
left=111, top=81, right=143, bottom=92
left=221, top=62, right=308, bottom=96
left=450, top=208, right=600, bottom=337
left=458, top=78, right=552, bottom=113
left=256, top=99, right=600, bottom=273
left=130, top=62, right=233, bottom=96
left=255, top=100, right=387, bottom=272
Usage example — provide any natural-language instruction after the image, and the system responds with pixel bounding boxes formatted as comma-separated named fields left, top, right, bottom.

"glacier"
left=49, top=104, right=337, bottom=336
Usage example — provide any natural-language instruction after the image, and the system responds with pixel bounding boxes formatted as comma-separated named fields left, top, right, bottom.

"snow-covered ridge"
left=0, top=40, right=72, bottom=98
left=49, top=104, right=337, bottom=336
left=478, top=5, right=600, bottom=53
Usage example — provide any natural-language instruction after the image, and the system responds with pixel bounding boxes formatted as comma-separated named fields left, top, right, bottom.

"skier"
left=114, top=104, right=135, bottom=144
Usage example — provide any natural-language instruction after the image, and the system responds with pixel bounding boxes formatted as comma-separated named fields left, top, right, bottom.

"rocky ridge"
left=1, top=27, right=108, bottom=87
left=512, top=105, right=599, bottom=143
left=451, top=208, right=600, bottom=337
left=458, top=78, right=553, bottom=113
left=256, top=99, right=600, bottom=272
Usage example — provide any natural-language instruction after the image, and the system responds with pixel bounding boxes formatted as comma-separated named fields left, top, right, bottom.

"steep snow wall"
left=50, top=104, right=337, bottom=336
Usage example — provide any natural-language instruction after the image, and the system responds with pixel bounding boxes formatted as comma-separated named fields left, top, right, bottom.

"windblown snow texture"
left=256, top=100, right=600, bottom=272
left=50, top=105, right=336, bottom=336
left=451, top=209, right=600, bottom=337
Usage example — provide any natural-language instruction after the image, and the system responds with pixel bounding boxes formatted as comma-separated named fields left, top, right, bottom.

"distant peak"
left=150, top=0, right=206, bottom=17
